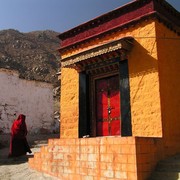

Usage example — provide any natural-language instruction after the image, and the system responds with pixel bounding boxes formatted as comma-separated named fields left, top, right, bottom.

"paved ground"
left=0, top=135, right=59, bottom=180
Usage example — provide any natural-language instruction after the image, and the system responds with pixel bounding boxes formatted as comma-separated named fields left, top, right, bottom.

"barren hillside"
left=0, top=29, right=60, bottom=86
left=0, top=29, right=61, bottom=114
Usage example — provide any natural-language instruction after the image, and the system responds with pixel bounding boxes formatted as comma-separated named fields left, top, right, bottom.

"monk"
left=9, top=114, right=32, bottom=157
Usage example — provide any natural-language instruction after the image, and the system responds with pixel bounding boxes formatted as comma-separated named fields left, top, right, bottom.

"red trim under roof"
left=58, top=0, right=180, bottom=50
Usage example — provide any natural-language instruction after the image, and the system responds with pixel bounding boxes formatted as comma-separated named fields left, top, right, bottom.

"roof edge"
left=58, top=0, right=180, bottom=41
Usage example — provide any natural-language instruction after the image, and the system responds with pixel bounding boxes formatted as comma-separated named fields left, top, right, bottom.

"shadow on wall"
left=128, top=40, right=159, bottom=105
left=128, top=40, right=163, bottom=138
left=129, top=40, right=158, bottom=78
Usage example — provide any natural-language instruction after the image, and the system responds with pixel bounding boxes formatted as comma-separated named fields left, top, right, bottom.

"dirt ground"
left=0, top=134, right=59, bottom=180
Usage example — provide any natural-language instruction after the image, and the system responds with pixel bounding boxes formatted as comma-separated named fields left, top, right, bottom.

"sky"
left=0, top=0, right=179, bottom=33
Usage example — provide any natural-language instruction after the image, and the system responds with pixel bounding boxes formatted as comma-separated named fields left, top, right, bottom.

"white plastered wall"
left=0, top=68, right=54, bottom=134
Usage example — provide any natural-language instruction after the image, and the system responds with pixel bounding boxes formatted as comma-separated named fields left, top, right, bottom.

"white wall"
left=0, top=68, right=55, bottom=134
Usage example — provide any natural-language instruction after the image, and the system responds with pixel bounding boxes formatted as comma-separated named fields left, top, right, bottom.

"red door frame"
left=90, top=71, right=121, bottom=137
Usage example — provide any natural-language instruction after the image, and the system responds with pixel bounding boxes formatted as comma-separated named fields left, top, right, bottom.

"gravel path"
left=0, top=146, right=59, bottom=180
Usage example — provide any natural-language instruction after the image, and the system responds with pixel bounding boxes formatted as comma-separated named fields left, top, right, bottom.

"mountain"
left=0, top=29, right=61, bottom=116
left=0, top=29, right=60, bottom=87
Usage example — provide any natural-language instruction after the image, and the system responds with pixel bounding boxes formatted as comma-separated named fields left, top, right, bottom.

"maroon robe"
left=9, top=114, right=32, bottom=157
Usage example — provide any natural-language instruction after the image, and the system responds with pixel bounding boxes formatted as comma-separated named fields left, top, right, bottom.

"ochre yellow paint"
left=60, top=19, right=180, bottom=143
left=127, top=20, right=162, bottom=137
left=155, top=21, right=180, bottom=155
left=60, top=68, right=79, bottom=138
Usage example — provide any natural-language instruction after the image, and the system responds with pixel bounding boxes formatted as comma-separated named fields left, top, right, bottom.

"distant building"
left=0, top=68, right=55, bottom=135
left=29, top=0, right=180, bottom=179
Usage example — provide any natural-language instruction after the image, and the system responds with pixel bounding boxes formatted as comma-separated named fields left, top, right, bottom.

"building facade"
left=29, top=0, right=180, bottom=179
left=0, top=68, right=55, bottom=135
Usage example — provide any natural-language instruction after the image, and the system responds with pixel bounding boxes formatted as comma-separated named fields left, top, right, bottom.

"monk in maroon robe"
left=9, top=114, right=32, bottom=157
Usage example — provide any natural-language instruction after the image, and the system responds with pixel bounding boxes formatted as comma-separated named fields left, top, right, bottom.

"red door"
left=95, top=75, right=121, bottom=136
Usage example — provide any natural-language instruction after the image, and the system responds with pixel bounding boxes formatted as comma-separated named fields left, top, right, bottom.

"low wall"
left=0, top=69, right=56, bottom=134
left=29, top=137, right=165, bottom=180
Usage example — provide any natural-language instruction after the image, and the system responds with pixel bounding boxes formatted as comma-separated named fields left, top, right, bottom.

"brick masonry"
left=29, top=1, right=180, bottom=179
left=29, top=137, right=164, bottom=180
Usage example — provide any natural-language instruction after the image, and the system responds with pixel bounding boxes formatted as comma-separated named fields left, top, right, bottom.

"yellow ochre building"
left=29, top=0, right=180, bottom=179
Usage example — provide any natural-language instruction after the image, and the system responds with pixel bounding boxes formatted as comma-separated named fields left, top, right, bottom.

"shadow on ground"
left=0, top=133, right=59, bottom=166
left=0, top=154, right=34, bottom=165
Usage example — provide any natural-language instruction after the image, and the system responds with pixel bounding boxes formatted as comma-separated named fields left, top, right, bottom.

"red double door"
left=95, top=75, right=121, bottom=136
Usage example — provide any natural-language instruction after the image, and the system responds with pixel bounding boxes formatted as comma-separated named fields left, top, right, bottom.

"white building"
left=0, top=68, right=55, bottom=134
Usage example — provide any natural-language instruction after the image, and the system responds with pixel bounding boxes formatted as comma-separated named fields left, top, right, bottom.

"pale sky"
left=0, top=0, right=179, bottom=33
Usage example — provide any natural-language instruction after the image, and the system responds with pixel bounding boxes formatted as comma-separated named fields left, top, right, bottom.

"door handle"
left=107, top=107, right=114, bottom=114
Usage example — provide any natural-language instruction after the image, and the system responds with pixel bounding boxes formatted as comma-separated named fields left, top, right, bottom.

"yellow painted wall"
left=156, top=22, right=180, bottom=154
left=60, top=19, right=163, bottom=138
left=60, top=68, right=79, bottom=138
left=127, top=21, right=162, bottom=137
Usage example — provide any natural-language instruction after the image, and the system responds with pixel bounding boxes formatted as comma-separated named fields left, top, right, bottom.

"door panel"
left=95, top=75, right=121, bottom=136
left=96, top=78, right=109, bottom=136
left=97, top=122, right=109, bottom=136
left=96, top=87, right=108, bottom=120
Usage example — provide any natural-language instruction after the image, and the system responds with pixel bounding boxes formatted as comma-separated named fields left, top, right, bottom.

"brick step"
left=149, top=154, right=180, bottom=180
left=32, top=140, right=48, bottom=148
left=156, top=154, right=180, bottom=171
left=149, top=172, right=180, bottom=180
left=29, top=137, right=139, bottom=179
left=161, top=154, right=180, bottom=163
left=156, top=161, right=180, bottom=172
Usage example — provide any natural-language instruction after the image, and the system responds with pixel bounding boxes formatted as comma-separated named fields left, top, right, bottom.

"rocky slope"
left=0, top=29, right=60, bottom=86
left=0, top=29, right=61, bottom=114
